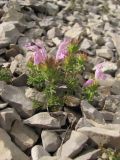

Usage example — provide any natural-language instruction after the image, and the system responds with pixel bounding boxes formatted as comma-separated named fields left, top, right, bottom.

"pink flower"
left=25, top=40, right=47, bottom=65
left=56, top=39, right=71, bottom=61
left=83, top=79, right=94, bottom=87
left=95, top=69, right=107, bottom=80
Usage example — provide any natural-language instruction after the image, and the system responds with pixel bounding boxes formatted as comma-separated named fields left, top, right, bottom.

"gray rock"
left=0, top=39, right=10, bottom=49
left=0, top=128, right=30, bottom=160
left=0, top=83, right=35, bottom=118
left=0, top=22, right=21, bottom=44
left=65, top=23, right=83, bottom=39
left=111, top=80, right=120, bottom=95
left=31, top=145, right=50, bottom=160
left=0, top=108, right=21, bottom=131
left=41, top=130, right=61, bottom=152
left=46, top=3, right=59, bottom=16
left=75, top=118, right=94, bottom=130
left=80, top=38, right=93, bottom=50
left=10, top=120, right=38, bottom=151
left=39, top=156, right=72, bottom=160
left=56, top=131, right=88, bottom=158
left=64, top=96, right=80, bottom=107
left=12, top=74, right=27, bottom=86
left=96, top=48, right=113, bottom=59
left=78, top=127, right=120, bottom=150
left=100, top=111, right=114, bottom=122
left=24, top=112, right=66, bottom=129
left=112, top=34, right=120, bottom=58
left=0, top=102, right=8, bottom=109
left=75, top=149, right=101, bottom=160
left=25, top=88, right=46, bottom=106
left=81, top=100, right=105, bottom=124
left=47, top=27, right=61, bottom=39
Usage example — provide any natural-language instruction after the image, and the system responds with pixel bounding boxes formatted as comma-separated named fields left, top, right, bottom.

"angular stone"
left=96, top=48, right=113, bottom=59
left=0, top=22, right=21, bottom=44
left=112, top=34, right=120, bottom=58
left=111, top=80, right=120, bottom=95
left=0, top=83, right=35, bottom=118
left=24, top=112, right=66, bottom=129
left=75, top=149, right=101, bottom=160
left=12, top=74, right=27, bottom=87
left=31, top=145, right=50, bottom=160
left=39, top=156, right=72, bottom=160
left=75, top=118, right=94, bottom=130
left=81, top=100, right=105, bottom=124
left=56, top=131, right=88, bottom=158
left=80, top=38, right=93, bottom=50
left=100, top=111, right=114, bottom=122
left=65, top=23, right=83, bottom=39
left=0, top=102, right=8, bottom=109
left=0, top=128, right=30, bottom=160
left=46, top=3, right=59, bottom=16
left=41, top=130, right=61, bottom=152
left=0, top=108, right=21, bottom=131
left=78, top=127, right=120, bottom=149
left=64, top=96, right=80, bottom=107
left=10, top=120, right=38, bottom=151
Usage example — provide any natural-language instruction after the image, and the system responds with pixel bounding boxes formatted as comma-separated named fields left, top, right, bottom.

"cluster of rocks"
left=0, top=0, right=120, bottom=160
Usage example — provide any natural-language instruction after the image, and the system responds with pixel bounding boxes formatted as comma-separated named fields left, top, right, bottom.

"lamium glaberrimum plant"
left=25, top=38, right=108, bottom=110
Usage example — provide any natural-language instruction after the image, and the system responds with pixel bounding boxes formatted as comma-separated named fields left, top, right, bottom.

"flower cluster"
left=26, top=38, right=105, bottom=108
left=26, top=38, right=86, bottom=109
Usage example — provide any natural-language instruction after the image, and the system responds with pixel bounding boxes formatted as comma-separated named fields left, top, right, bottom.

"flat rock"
left=0, top=83, right=35, bottom=118
left=78, top=127, right=120, bottom=150
left=65, top=23, right=83, bottom=39
left=24, top=112, right=66, bottom=129
left=81, top=100, right=105, bottom=124
left=31, top=145, right=50, bottom=160
left=10, top=120, right=39, bottom=151
left=41, top=130, right=61, bottom=152
left=0, top=108, right=21, bottom=131
left=96, top=48, right=113, bottom=59
left=111, top=80, right=120, bottom=95
left=39, top=156, right=72, bottom=160
left=46, top=2, right=59, bottom=16
left=0, top=128, right=30, bottom=160
left=56, top=131, right=88, bottom=158
left=75, top=149, right=101, bottom=160
left=0, top=22, right=21, bottom=44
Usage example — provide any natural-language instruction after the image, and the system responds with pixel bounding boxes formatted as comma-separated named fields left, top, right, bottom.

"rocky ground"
left=0, top=0, right=120, bottom=160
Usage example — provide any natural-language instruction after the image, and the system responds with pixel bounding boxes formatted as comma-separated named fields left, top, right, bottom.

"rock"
left=31, top=145, right=50, bottom=160
left=74, top=149, right=101, bottom=160
left=47, top=27, right=61, bottom=39
left=75, top=118, right=94, bottom=130
left=96, top=48, right=113, bottom=59
left=10, top=120, right=38, bottom=151
left=25, top=28, right=44, bottom=39
left=39, top=17, right=55, bottom=28
left=0, top=102, right=8, bottom=109
left=56, top=131, right=88, bottom=158
left=65, top=23, right=83, bottom=39
left=41, top=130, right=61, bottom=152
left=78, top=127, right=120, bottom=150
left=100, top=111, right=114, bottom=122
left=0, top=108, right=21, bottom=131
left=39, top=156, right=72, bottom=160
left=5, top=44, right=21, bottom=58
left=12, top=74, right=27, bottom=86
left=0, top=39, right=10, bottom=49
left=46, top=3, right=59, bottom=16
left=0, top=83, right=35, bottom=118
left=0, top=128, right=30, bottom=160
left=81, top=100, right=105, bottom=124
left=112, top=34, right=120, bottom=58
left=111, top=80, right=120, bottom=95
left=24, top=112, right=66, bottom=129
left=0, top=22, right=21, bottom=44
left=10, top=59, right=18, bottom=74
left=64, top=96, right=80, bottom=107
left=104, top=95, right=120, bottom=112
left=80, top=38, right=93, bottom=50
left=25, top=88, right=45, bottom=106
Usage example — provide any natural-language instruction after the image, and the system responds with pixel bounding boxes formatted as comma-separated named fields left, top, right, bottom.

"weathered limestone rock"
left=10, top=120, right=39, bottom=151
left=0, top=128, right=30, bottom=160
left=31, top=145, right=50, bottom=160
left=56, top=131, right=88, bottom=158
left=0, top=108, right=21, bottom=131
left=41, top=130, right=61, bottom=152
